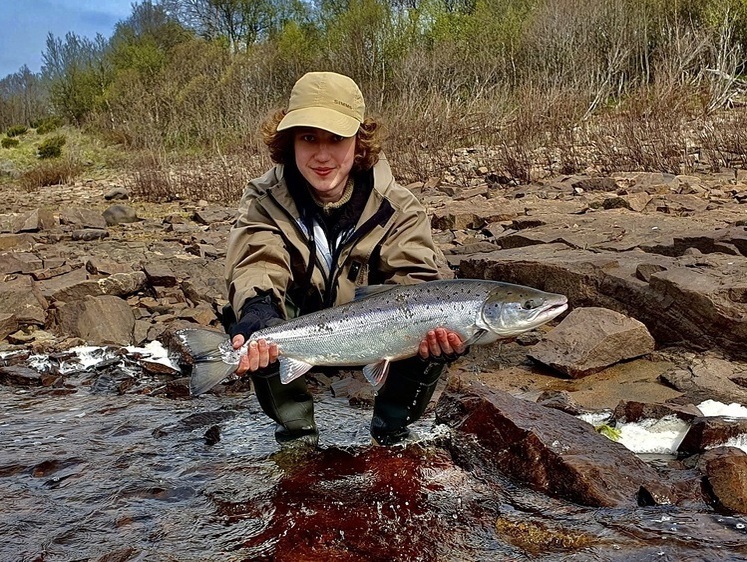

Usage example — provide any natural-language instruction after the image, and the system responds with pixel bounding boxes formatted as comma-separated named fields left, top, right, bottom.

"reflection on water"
left=3, top=371, right=747, bottom=561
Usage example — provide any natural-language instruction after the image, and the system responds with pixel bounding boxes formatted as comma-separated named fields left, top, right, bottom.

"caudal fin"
left=189, top=361, right=237, bottom=396
left=175, top=329, right=236, bottom=396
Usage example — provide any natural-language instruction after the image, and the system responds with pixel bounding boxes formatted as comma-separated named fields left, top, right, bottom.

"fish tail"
left=175, top=328, right=236, bottom=396
left=189, top=360, right=237, bottom=396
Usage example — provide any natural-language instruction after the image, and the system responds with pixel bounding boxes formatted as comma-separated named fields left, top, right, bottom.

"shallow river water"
left=3, top=349, right=747, bottom=561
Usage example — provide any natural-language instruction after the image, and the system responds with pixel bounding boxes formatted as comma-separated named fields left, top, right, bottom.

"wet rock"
left=330, top=375, right=367, bottom=399
left=494, top=514, right=595, bottom=556
left=660, top=355, right=747, bottom=405
left=612, top=400, right=702, bottom=423
left=436, top=377, right=673, bottom=507
left=678, top=416, right=747, bottom=455
left=91, top=371, right=136, bottom=395
left=535, top=390, right=584, bottom=415
left=93, top=547, right=137, bottom=562
left=51, top=295, right=136, bottom=345
left=697, top=447, right=747, bottom=513
left=153, top=410, right=238, bottom=437
left=0, top=364, right=43, bottom=386
left=162, top=376, right=191, bottom=399
left=204, top=425, right=221, bottom=445
left=529, top=307, right=655, bottom=378
left=103, top=204, right=140, bottom=226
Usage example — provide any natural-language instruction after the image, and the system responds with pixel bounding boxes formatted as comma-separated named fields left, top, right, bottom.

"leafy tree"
left=41, top=32, right=110, bottom=124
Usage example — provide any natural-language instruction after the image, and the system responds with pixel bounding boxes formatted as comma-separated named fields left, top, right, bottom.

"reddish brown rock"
left=697, top=447, right=747, bottom=513
left=678, top=416, right=747, bottom=455
left=436, top=377, right=673, bottom=507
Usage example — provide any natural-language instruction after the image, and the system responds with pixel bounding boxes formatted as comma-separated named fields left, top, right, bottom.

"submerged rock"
left=436, top=376, right=674, bottom=508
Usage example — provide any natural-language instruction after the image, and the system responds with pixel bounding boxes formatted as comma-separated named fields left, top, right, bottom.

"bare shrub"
left=125, top=148, right=268, bottom=204
left=698, top=111, right=747, bottom=171
left=19, top=158, right=84, bottom=190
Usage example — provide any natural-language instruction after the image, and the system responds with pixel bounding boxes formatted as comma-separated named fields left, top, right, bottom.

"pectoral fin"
left=279, top=357, right=314, bottom=384
left=363, top=359, right=390, bottom=386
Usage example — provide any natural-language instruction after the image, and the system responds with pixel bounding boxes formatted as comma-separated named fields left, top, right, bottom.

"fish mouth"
left=541, top=300, right=569, bottom=319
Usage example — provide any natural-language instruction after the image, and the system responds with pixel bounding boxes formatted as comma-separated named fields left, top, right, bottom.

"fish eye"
left=522, top=300, right=535, bottom=310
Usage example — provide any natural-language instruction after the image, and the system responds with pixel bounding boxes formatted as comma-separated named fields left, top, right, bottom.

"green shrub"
left=1, top=137, right=19, bottom=148
left=37, top=134, right=67, bottom=159
left=34, top=116, right=63, bottom=135
left=6, top=125, right=28, bottom=137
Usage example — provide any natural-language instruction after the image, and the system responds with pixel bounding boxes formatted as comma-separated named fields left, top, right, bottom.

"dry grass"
left=18, top=157, right=84, bottom=191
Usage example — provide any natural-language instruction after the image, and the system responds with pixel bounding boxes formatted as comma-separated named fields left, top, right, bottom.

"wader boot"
left=252, top=367, right=318, bottom=448
left=370, top=358, right=445, bottom=446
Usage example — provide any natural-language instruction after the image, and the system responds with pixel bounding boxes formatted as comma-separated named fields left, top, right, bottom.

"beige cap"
left=277, top=72, right=365, bottom=137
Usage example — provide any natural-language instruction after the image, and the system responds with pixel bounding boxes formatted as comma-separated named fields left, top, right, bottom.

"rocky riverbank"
left=2, top=167, right=747, bottom=517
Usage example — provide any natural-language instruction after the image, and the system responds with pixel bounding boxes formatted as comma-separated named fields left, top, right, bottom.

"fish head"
left=479, top=283, right=568, bottom=337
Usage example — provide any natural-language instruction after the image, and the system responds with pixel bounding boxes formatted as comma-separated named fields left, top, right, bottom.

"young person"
left=225, top=71, right=466, bottom=447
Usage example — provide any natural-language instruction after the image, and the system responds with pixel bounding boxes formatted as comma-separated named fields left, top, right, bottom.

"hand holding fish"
left=420, top=328, right=467, bottom=361
left=231, top=335, right=278, bottom=374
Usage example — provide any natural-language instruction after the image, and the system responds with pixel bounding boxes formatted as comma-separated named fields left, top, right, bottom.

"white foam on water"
left=616, top=416, right=690, bottom=455
left=126, top=340, right=179, bottom=369
left=23, top=341, right=179, bottom=375
left=697, top=400, right=747, bottom=418
left=579, top=400, right=747, bottom=455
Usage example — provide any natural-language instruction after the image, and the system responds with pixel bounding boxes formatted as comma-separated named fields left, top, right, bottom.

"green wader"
left=251, top=366, right=318, bottom=447
left=370, top=357, right=446, bottom=445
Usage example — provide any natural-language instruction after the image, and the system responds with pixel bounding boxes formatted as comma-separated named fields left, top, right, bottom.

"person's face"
left=294, top=127, right=356, bottom=203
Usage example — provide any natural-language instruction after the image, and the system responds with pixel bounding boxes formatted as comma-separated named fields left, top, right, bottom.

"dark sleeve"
left=228, top=292, right=283, bottom=339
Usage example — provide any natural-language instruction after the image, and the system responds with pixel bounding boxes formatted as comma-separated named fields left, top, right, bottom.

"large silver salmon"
left=177, top=279, right=568, bottom=396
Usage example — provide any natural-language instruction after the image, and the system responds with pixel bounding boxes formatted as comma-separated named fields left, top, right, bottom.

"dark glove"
left=228, top=293, right=282, bottom=340
left=427, top=346, right=470, bottom=364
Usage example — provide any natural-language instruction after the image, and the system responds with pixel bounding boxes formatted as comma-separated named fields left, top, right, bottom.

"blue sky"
left=0, top=0, right=134, bottom=77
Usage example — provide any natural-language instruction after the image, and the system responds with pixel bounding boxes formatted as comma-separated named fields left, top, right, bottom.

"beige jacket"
left=225, top=156, right=442, bottom=318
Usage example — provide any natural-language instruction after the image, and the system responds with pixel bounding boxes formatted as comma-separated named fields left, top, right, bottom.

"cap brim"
left=277, top=107, right=361, bottom=137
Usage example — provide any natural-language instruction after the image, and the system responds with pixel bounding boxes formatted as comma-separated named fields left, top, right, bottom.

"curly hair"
left=261, top=110, right=383, bottom=173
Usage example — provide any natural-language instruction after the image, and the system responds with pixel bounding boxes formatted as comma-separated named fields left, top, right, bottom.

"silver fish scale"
left=248, top=280, right=492, bottom=367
